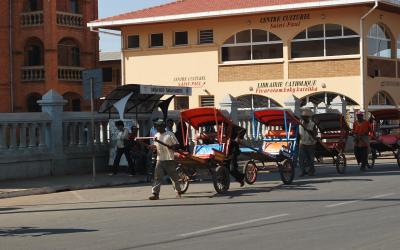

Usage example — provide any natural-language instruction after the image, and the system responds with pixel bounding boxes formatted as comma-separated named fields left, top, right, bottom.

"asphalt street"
left=1, top=159, right=400, bottom=250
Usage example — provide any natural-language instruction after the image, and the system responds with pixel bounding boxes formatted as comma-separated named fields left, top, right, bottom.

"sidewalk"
left=0, top=173, right=148, bottom=200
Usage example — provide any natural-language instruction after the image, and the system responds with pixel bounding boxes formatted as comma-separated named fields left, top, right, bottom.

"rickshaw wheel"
left=396, top=149, right=400, bottom=167
left=212, top=165, right=230, bottom=194
left=244, top=160, right=258, bottom=185
left=280, top=159, right=294, bottom=185
left=370, top=148, right=377, bottom=168
left=335, top=153, right=347, bottom=174
left=176, top=167, right=190, bottom=194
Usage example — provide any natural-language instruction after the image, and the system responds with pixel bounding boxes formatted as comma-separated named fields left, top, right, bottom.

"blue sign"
left=83, top=69, right=103, bottom=100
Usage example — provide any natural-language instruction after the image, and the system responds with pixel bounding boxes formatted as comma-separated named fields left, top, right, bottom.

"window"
left=368, top=24, right=391, bottom=58
left=58, top=38, right=80, bottom=66
left=200, top=95, right=215, bottom=107
left=27, top=93, right=41, bottom=112
left=63, top=92, right=82, bottom=111
left=27, top=0, right=39, bottom=11
left=397, top=35, right=400, bottom=58
left=291, top=24, right=360, bottom=58
left=150, top=33, right=163, bottom=47
left=199, top=29, right=213, bottom=44
left=221, top=29, right=283, bottom=62
left=174, top=96, right=189, bottom=110
left=70, top=0, right=79, bottom=14
left=127, top=35, right=140, bottom=49
left=237, top=95, right=281, bottom=110
left=174, top=31, right=188, bottom=46
left=369, top=91, right=395, bottom=106
left=102, top=67, right=112, bottom=82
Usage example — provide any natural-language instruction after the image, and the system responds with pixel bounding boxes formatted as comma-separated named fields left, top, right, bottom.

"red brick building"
left=0, top=0, right=98, bottom=112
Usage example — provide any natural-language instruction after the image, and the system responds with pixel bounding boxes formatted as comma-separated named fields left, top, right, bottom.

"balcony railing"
left=58, top=66, right=84, bottom=81
left=20, top=11, right=44, bottom=27
left=56, top=12, right=83, bottom=28
left=21, top=66, right=45, bottom=82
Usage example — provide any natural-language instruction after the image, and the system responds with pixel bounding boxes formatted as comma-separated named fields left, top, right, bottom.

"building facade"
left=0, top=0, right=98, bottom=112
left=89, top=0, right=400, bottom=113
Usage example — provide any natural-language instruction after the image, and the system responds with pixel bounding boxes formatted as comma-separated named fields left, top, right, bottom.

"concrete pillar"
left=330, top=96, right=347, bottom=115
left=38, top=90, right=67, bottom=154
left=284, top=94, right=300, bottom=116
left=219, top=94, right=238, bottom=124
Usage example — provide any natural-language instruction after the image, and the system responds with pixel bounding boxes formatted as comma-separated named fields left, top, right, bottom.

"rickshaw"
left=174, top=107, right=245, bottom=194
left=369, top=109, right=400, bottom=167
left=313, top=113, right=351, bottom=174
left=240, top=109, right=299, bottom=185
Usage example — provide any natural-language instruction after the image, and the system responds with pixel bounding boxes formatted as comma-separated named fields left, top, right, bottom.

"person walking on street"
left=112, top=120, right=135, bottom=175
left=299, top=109, right=318, bottom=177
left=353, top=111, right=371, bottom=171
left=149, top=119, right=182, bottom=200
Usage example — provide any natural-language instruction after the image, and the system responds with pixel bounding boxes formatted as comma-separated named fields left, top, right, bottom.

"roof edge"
left=88, top=0, right=379, bottom=29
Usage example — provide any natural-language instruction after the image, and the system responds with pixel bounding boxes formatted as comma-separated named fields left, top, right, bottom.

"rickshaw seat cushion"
left=265, top=130, right=295, bottom=137
left=379, top=134, right=398, bottom=145
left=320, top=133, right=346, bottom=140
left=193, top=144, right=225, bottom=157
left=263, top=142, right=288, bottom=155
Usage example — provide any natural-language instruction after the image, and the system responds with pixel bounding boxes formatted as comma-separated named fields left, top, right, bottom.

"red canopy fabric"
left=254, top=109, right=300, bottom=126
left=370, top=109, right=400, bottom=121
left=180, top=108, right=232, bottom=129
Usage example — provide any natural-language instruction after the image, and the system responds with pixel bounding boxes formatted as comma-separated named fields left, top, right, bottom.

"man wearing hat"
left=149, top=118, right=182, bottom=200
left=353, top=111, right=371, bottom=171
left=299, top=109, right=318, bottom=176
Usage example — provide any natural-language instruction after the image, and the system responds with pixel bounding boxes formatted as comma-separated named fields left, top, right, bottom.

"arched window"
left=58, top=38, right=80, bottom=66
left=27, top=93, right=42, bottom=112
left=221, top=29, right=283, bottom=62
left=24, top=37, right=44, bottom=66
left=368, top=23, right=392, bottom=58
left=24, top=0, right=43, bottom=12
left=291, top=24, right=359, bottom=58
left=63, top=92, right=82, bottom=111
left=237, top=94, right=281, bottom=110
left=300, top=92, right=358, bottom=107
left=70, top=0, right=79, bottom=14
left=369, top=91, right=395, bottom=106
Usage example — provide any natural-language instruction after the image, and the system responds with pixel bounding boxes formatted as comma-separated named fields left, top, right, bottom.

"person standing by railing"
left=112, top=120, right=135, bottom=176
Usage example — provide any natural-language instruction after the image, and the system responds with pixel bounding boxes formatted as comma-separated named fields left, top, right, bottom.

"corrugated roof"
left=99, top=52, right=121, bottom=61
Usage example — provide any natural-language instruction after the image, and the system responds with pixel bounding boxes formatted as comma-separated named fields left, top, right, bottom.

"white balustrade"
left=58, top=67, right=84, bottom=81
left=21, top=66, right=45, bottom=82
left=20, top=11, right=44, bottom=26
left=56, top=12, right=83, bottom=28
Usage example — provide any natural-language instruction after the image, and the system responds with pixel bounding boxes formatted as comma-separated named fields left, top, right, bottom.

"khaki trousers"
left=152, top=160, right=181, bottom=195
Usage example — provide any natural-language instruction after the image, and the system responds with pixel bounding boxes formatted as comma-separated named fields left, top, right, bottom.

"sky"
left=98, top=0, right=174, bottom=52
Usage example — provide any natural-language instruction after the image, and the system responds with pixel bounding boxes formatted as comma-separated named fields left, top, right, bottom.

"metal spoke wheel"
left=212, top=165, right=230, bottom=194
left=279, top=159, right=295, bottom=185
left=335, top=153, right=347, bottom=174
left=244, top=160, right=258, bottom=185
left=176, top=167, right=190, bottom=194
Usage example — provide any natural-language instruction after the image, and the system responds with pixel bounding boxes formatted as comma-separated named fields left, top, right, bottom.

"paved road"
left=1, top=159, right=400, bottom=250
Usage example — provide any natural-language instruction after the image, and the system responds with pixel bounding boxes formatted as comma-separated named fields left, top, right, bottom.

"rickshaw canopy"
left=254, top=109, right=300, bottom=126
left=370, top=109, right=400, bottom=121
left=180, top=107, right=232, bottom=129
left=313, top=113, right=350, bottom=132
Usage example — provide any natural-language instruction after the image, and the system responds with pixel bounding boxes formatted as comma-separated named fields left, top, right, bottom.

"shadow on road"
left=0, top=226, right=97, bottom=237
left=0, top=207, right=21, bottom=212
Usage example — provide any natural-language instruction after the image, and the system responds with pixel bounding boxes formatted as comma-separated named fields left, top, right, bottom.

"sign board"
left=83, top=69, right=103, bottom=100
left=140, top=85, right=192, bottom=96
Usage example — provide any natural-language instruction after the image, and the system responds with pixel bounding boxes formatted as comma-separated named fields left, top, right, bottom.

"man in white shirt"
left=149, top=119, right=182, bottom=200
left=112, top=120, right=134, bottom=175
left=298, top=109, right=317, bottom=177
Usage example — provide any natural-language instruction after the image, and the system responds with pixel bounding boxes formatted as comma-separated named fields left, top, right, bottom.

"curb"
left=0, top=176, right=148, bottom=200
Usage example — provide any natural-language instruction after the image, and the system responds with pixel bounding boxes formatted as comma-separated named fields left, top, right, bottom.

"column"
left=19, top=123, right=27, bottom=148
left=0, top=124, right=7, bottom=149
left=28, top=123, right=38, bottom=148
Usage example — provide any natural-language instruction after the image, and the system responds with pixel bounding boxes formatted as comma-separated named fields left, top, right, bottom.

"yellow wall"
left=120, top=5, right=400, bottom=109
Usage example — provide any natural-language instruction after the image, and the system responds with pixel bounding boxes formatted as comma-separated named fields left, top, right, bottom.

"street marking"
left=325, top=193, right=395, bottom=208
left=369, top=193, right=395, bottom=199
left=325, top=200, right=360, bottom=208
left=177, top=213, right=289, bottom=237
